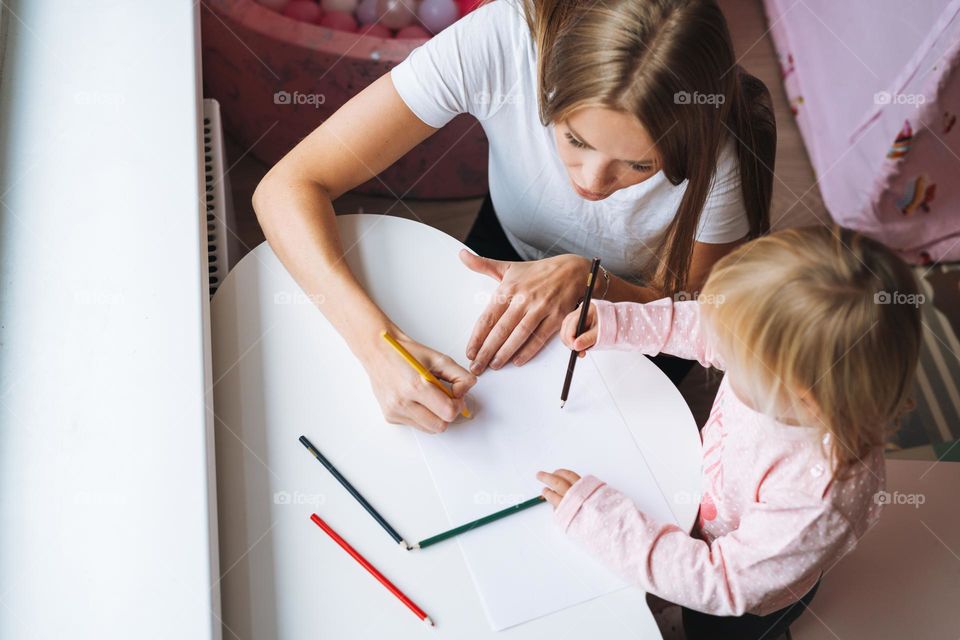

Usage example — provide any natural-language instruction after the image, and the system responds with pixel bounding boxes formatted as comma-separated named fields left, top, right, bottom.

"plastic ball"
left=319, top=10, right=358, bottom=31
left=356, top=0, right=380, bottom=24
left=282, top=0, right=322, bottom=22
left=256, top=0, right=290, bottom=11
left=396, top=25, right=430, bottom=39
left=376, top=0, right=417, bottom=30
left=418, top=0, right=458, bottom=34
left=358, top=23, right=392, bottom=38
left=320, top=0, right=357, bottom=11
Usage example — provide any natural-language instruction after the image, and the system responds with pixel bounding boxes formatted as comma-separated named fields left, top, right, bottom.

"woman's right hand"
left=361, top=333, right=477, bottom=434
left=559, top=303, right=599, bottom=357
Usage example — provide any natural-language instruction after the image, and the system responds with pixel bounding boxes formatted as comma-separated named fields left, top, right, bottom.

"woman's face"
left=553, top=106, right=662, bottom=202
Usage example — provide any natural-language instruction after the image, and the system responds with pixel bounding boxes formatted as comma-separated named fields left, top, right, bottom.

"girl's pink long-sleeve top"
left=555, top=298, right=884, bottom=616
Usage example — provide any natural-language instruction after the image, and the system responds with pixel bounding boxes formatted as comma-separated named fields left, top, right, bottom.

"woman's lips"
left=572, top=181, right=609, bottom=201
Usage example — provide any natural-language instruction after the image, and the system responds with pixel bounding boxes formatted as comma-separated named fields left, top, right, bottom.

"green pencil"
left=411, top=495, right=547, bottom=550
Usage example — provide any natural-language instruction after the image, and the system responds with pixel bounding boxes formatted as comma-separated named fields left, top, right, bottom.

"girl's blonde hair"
left=514, top=0, right=775, bottom=293
left=701, top=226, right=922, bottom=474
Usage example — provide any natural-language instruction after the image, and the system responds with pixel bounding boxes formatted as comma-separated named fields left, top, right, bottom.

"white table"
left=0, top=2, right=220, bottom=639
left=211, top=214, right=702, bottom=638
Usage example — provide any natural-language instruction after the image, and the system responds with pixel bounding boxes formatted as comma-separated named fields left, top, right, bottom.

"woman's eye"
left=563, top=130, right=654, bottom=173
left=564, top=132, right=586, bottom=149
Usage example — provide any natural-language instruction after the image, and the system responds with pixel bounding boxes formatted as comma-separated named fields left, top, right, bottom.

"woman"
left=253, top=0, right=775, bottom=433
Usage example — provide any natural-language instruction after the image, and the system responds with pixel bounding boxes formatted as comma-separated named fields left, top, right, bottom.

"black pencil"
left=560, top=257, right=601, bottom=408
left=299, top=435, right=409, bottom=549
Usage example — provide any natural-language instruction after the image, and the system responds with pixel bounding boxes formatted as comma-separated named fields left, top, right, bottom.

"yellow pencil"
left=380, top=331, right=471, bottom=418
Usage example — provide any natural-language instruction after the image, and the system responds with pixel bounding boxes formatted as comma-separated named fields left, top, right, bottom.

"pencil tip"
left=560, top=401, right=565, bottom=408
left=409, top=543, right=420, bottom=550
left=423, top=616, right=434, bottom=627
left=399, top=539, right=409, bottom=549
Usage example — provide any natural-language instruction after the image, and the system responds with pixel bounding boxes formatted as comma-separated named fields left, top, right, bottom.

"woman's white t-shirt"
left=390, top=0, right=749, bottom=279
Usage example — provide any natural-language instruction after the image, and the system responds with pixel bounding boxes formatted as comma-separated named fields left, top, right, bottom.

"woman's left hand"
left=460, top=250, right=592, bottom=374
left=536, top=469, right=582, bottom=507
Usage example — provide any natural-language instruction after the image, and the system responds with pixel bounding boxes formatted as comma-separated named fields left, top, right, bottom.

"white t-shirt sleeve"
left=694, top=140, right=751, bottom=244
left=390, top=0, right=527, bottom=128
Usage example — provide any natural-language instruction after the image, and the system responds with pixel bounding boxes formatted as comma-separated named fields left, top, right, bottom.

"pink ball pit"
left=201, top=0, right=489, bottom=198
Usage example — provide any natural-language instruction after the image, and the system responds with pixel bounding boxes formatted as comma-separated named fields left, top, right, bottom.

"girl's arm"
left=253, top=73, right=475, bottom=432
left=561, top=297, right=724, bottom=369
left=549, top=474, right=855, bottom=617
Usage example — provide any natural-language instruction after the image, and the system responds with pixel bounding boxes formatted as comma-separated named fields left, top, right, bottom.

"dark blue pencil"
left=299, top=435, right=408, bottom=549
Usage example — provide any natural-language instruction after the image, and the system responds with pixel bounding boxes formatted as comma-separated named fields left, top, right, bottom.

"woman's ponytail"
left=731, top=68, right=775, bottom=239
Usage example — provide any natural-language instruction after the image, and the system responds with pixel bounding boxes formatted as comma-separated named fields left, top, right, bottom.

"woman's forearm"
left=601, top=273, right=663, bottom=304
left=598, top=237, right=742, bottom=304
left=250, top=73, right=440, bottom=368
left=252, top=173, right=397, bottom=364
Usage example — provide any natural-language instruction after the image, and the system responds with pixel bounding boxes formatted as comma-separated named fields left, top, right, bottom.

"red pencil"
left=310, top=513, right=434, bottom=627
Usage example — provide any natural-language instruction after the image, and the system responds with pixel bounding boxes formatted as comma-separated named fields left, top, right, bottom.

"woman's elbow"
left=252, top=168, right=334, bottom=229
left=252, top=170, right=282, bottom=227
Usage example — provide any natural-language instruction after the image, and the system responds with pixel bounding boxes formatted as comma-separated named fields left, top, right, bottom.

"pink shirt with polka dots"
left=554, top=298, right=885, bottom=616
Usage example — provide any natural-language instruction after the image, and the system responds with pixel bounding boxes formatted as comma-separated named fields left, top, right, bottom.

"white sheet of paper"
left=414, top=338, right=677, bottom=630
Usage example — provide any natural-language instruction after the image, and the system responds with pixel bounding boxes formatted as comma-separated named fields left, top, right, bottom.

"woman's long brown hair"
left=512, top=0, right=775, bottom=293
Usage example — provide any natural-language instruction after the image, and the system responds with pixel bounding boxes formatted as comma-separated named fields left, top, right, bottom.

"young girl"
left=253, top=0, right=775, bottom=432
left=538, top=226, right=922, bottom=639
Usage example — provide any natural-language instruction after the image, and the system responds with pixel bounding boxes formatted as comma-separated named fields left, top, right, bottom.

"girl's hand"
left=536, top=469, right=582, bottom=507
left=361, top=334, right=477, bottom=434
left=559, top=302, right=598, bottom=357
left=461, top=251, right=591, bottom=374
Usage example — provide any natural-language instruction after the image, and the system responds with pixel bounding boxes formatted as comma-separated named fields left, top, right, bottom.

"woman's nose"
left=581, top=159, right=616, bottom=194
